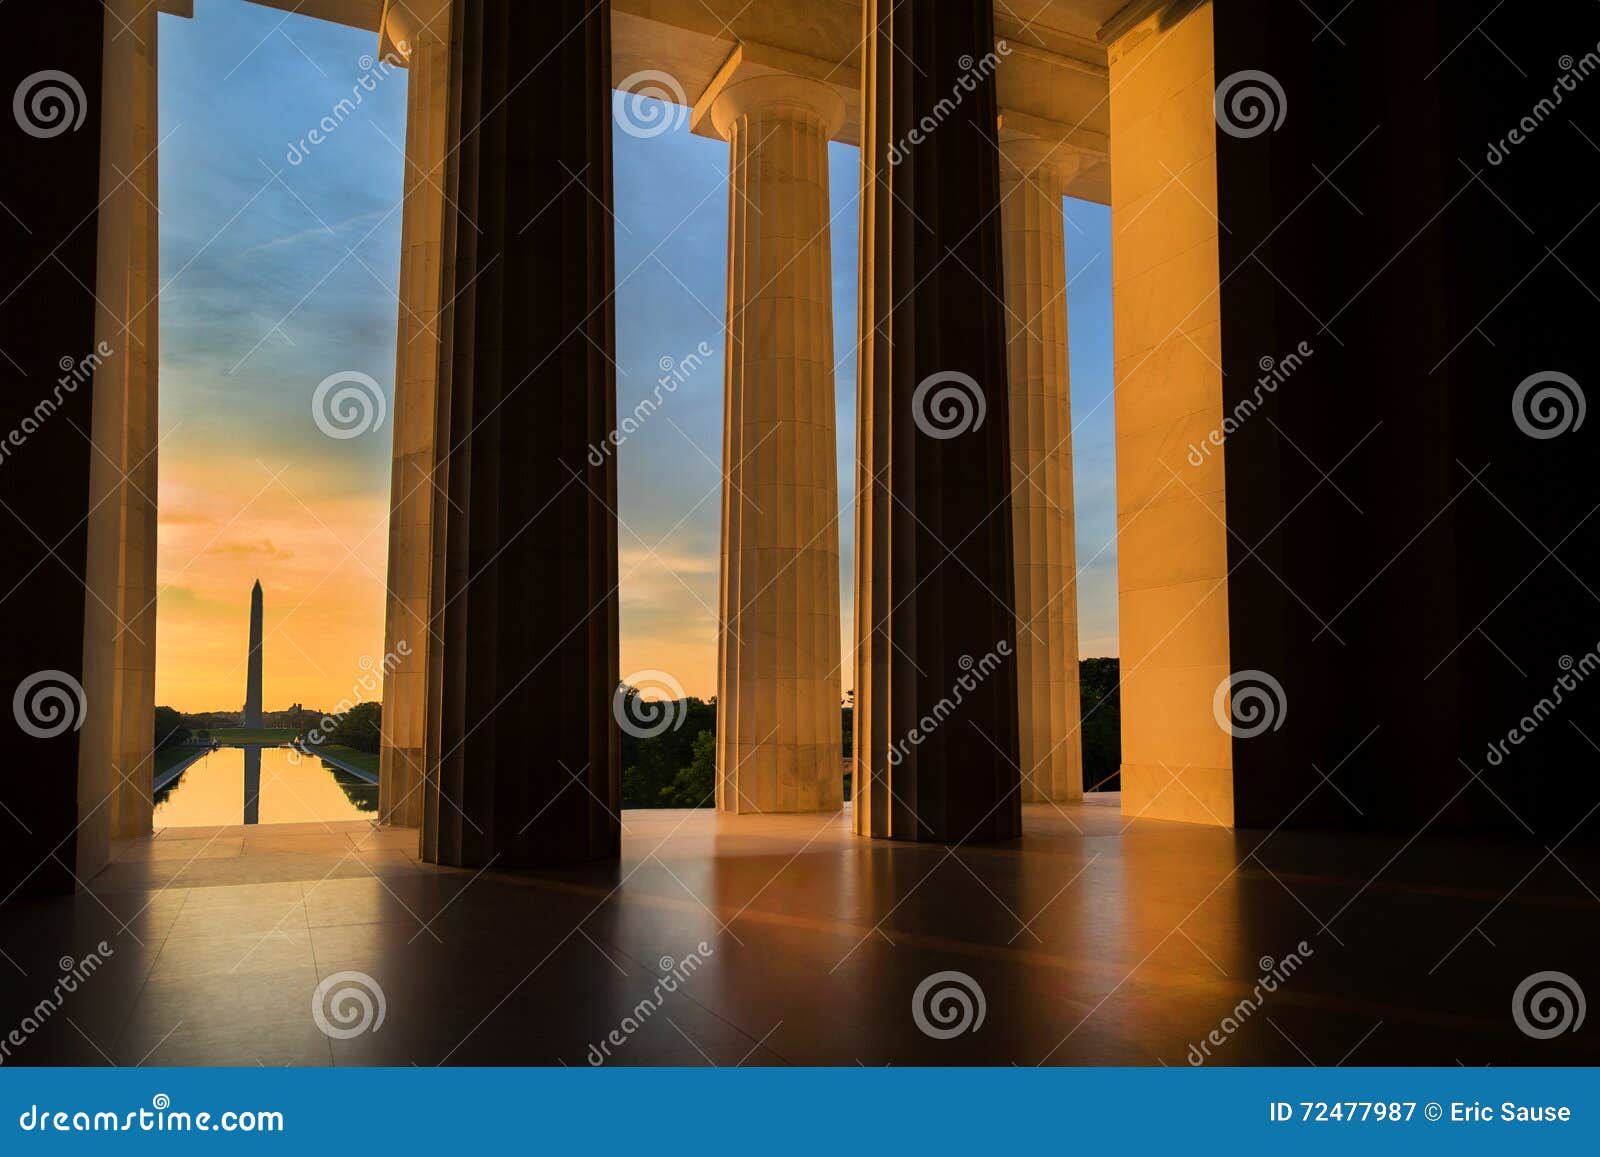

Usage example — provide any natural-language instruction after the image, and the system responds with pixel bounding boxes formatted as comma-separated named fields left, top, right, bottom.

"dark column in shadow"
left=242, top=747, right=261, bottom=826
left=420, top=0, right=620, bottom=866
left=853, top=0, right=1022, bottom=842
left=0, top=6, right=106, bottom=900
left=1213, top=0, right=1600, bottom=840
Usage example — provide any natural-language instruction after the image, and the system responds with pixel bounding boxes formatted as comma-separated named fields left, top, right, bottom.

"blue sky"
left=155, top=0, right=1117, bottom=709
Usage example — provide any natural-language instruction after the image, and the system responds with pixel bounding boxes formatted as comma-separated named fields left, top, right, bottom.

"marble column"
left=710, top=74, right=845, bottom=814
left=999, top=132, right=1082, bottom=803
left=854, top=0, right=1022, bottom=842
left=81, top=0, right=161, bottom=855
left=377, top=0, right=451, bottom=829
left=1106, top=3, right=1234, bottom=825
left=420, top=0, right=619, bottom=867
left=0, top=2, right=112, bottom=898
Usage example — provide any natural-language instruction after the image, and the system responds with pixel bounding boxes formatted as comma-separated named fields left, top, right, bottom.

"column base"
left=721, top=744, right=844, bottom=814
left=1119, top=762, right=1233, bottom=827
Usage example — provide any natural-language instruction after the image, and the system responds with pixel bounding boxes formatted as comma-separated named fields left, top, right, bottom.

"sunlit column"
left=711, top=74, right=846, bottom=814
left=80, top=0, right=161, bottom=854
left=999, top=131, right=1083, bottom=803
left=1106, top=4, right=1234, bottom=826
left=377, top=0, right=451, bottom=829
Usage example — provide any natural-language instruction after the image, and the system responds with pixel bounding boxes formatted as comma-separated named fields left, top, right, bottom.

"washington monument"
left=244, top=579, right=263, bottom=728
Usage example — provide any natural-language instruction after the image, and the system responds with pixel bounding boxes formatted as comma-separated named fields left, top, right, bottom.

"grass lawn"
left=204, top=727, right=299, bottom=744
left=153, top=744, right=203, bottom=780
left=314, top=744, right=380, bottom=779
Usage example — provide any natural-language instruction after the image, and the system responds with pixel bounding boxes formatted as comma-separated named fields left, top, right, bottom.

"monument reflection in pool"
left=154, top=746, right=377, bottom=827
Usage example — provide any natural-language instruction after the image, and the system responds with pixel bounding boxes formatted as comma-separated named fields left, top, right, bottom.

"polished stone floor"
left=0, top=796, right=1594, bottom=1066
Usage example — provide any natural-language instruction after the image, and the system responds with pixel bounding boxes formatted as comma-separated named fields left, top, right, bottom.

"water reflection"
left=153, top=746, right=377, bottom=827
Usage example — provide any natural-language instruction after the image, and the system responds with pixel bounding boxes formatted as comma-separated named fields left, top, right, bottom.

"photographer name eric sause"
left=1269, top=1101, right=1574, bottom=1124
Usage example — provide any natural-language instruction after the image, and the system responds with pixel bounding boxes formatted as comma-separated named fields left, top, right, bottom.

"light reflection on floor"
left=154, top=746, right=377, bottom=828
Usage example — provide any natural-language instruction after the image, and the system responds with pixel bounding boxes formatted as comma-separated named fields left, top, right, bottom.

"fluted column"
left=83, top=0, right=161, bottom=852
left=854, top=0, right=1022, bottom=842
left=711, top=75, right=845, bottom=814
left=420, top=0, right=619, bottom=867
left=999, top=132, right=1082, bottom=803
left=377, top=0, right=451, bottom=828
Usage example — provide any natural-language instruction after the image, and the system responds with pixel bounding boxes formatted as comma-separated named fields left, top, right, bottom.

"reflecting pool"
left=153, top=746, right=377, bottom=827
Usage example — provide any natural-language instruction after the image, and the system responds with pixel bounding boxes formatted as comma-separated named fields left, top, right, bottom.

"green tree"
left=658, top=730, right=717, bottom=808
left=153, top=705, right=191, bottom=749
left=328, top=701, right=383, bottom=754
left=1079, top=658, right=1121, bottom=791
left=618, top=690, right=715, bottom=807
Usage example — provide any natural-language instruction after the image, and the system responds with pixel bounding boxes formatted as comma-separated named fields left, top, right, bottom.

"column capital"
left=380, top=0, right=450, bottom=64
left=997, top=128, right=1083, bottom=190
left=708, top=72, right=848, bottom=141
